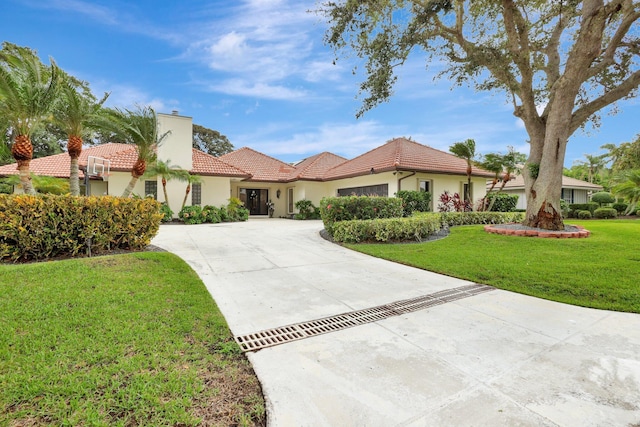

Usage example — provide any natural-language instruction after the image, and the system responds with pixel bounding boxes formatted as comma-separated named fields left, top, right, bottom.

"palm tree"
left=495, top=147, right=519, bottom=195
left=449, top=138, right=477, bottom=206
left=103, top=106, right=169, bottom=197
left=478, top=153, right=505, bottom=211
left=0, top=43, right=59, bottom=194
left=181, top=173, right=202, bottom=211
left=143, top=159, right=188, bottom=212
left=612, top=170, right=640, bottom=215
left=52, top=74, right=109, bottom=195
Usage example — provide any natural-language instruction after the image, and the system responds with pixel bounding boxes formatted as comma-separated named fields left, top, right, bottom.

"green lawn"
left=0, top=252, right=265, bottom=427
left=347, top=220, right=640, bottom=313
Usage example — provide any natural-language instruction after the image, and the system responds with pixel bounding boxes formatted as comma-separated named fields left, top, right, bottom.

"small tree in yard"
left=612, top=170, right=640, bottom=214
left=591, top=191, right=616, bottom=206
left=144, top=159, right=188, bottom=213
left=449, top=139, right=477, bottom=206
left=320, top=1, right=640, bottom=230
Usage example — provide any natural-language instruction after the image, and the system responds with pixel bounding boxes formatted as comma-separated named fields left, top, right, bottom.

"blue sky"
left=3, top=0, right=639, bottom=166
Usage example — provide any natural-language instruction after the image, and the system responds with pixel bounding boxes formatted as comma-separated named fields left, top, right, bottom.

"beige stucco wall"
left=157, top=113, right=193, bottom=171
left=200, top=176, right=234, bottom=207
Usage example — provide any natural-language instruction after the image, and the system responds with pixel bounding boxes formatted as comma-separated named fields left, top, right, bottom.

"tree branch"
left=586, top=0, right=640, bottom=79
left=569, top=69, right=640, bottom=134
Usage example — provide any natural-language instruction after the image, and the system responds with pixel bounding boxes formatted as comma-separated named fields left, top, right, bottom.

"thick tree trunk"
left=70, top=157, right=80, bottom=196
left=523, top=122, right=568, bottom=230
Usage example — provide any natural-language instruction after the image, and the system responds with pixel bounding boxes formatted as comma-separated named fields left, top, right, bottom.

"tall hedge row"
left=319, top=196, right=403, bottom=233
left=0, top=194, right=163, bottom=262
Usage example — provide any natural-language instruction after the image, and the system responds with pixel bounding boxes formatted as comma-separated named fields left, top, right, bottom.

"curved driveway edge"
left=152, top=219, right=640, bottom=427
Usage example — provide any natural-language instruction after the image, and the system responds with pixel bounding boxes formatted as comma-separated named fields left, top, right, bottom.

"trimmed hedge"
left=332, top=215, right=442, bottom=243
left=612, top=202, right=628, bottom=214
left=396, top=190, right=432, bottom=216
left=578, top=210, right=592, bottom=219
left=438, top=211, right=525, bottom=226
left=594, top=207, right=617, bottom=219
left=320, top=196, right=403, bottom=233
left=569, top=202, right=598, bottom=217
left=330, top=211, right=526, bottom=243
left=179, top=205, right=204, bottom=224
left=0, top=194, right=162, bottom=262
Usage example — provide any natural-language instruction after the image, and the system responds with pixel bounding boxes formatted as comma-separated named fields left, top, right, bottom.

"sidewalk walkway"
left=152, top=219, right=640, bottom=427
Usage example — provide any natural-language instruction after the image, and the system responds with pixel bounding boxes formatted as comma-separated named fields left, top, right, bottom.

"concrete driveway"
left=152, top=219, right=640, bottom=427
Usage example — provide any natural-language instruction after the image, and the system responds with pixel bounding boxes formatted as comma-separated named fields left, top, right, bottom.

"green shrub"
left=295, top=199, right=320, bottom=219
left=593, top=207, right=617, bottom=219
left=569, top=202, right=598, bottom=216
left=225, top=197, right=249, bottom=222
left=559, top=199, right=569, bottom=217
left=179, top=205, right=204, bottom=224
left=159, top=203, right=173, bottom=222
left=331, top=215, right=443, bottom=243
left=320, top=196, right=403, bottom=233
left=396, top=190, right=432, bottom=216
left=485, top=192, right=519, bottom=212
left=591, top=192, right=615, bottom=206
left=577, top=210, right=592, bottom=219
left=612, top=202, right=628, bottom=214
left=202, top=205, right=221, bottom=223
left=438, top=211, right=525, bottom=226
left=0, top=194, right=162, bottom=262
left=329, top=211, right=525, bottom=243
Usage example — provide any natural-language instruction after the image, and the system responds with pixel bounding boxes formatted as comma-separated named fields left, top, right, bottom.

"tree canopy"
left=321, top=0, right=640, bottom=229
left=192, top=124, right=234, bottom=157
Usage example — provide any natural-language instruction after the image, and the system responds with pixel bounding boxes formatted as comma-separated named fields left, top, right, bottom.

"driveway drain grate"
left=235, top=283, right=494, bottom=352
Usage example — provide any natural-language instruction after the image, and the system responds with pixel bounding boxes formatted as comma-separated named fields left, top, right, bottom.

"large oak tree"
left=320, top=0, right=640, bottom=230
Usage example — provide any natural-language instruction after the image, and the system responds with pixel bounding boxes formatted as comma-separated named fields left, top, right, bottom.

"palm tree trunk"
left=162, top=177, right=171, bottom=211
left=17, top=161, right=36, bottom=195
left=122, top=176, right=139, bottom=197
left=181, top=184, right=191, bottom=210
left=70, top=157, right=80, bottom=196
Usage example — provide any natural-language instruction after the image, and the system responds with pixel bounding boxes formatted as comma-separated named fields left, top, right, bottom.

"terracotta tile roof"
left=191, top=149, right=250, bottom=177
left=289, top=152, right=348, bottom=181
left=0, top=143, right=135, bottom=178
left=219, top=147, right=296, bottom=182
left=323, top=137, right=495, bottom=180
left=497, top=174, right=603, bottom=191
left=0, top=143, right=252, bottom=179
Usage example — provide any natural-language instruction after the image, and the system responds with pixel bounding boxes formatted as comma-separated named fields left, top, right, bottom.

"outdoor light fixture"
left=276, top=189, right=281, bottom=198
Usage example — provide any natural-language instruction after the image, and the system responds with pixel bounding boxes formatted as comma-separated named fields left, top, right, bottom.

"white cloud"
left=208, top=79, right=307, bottom=100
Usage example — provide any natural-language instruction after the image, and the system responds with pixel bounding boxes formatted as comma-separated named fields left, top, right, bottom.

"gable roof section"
left=219, top=147, right=296, bottom=182
left=323, top=137, right=495, bottom=180
left=0, top=143, right=251, bottom=179
left=191, top=149, right=250, bottom=178
left=289, top=152, right=348, bottom=181
left=0, top=143, right=135, bottom=178
left=498, top=174, right=603, bottom=191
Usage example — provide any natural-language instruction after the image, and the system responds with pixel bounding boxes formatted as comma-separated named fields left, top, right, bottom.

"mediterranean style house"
left=492, top=174, right=603, bottom=210
left=0, top=112, right=495, bottom=217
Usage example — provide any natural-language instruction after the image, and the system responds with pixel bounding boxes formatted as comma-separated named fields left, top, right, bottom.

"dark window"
left=337, top=184, right=388, bottom=197
left=419, top=180, right=430, bottom=192
left=145, top=180, right=157, bottom=200
left=192, top=183, right=202, bottom=205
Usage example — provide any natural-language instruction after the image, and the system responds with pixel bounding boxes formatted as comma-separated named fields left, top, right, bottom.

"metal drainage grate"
left=234, top=283, right=494, bottom=352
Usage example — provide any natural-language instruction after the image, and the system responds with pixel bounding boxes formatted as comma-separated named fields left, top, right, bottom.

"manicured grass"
left=347, top=220, right=640, bottom=313
left=0, top=252, right=265, bottom=426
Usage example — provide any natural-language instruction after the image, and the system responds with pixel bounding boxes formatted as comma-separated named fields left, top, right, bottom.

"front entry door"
left=240, top=188, right=268, bottom=215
